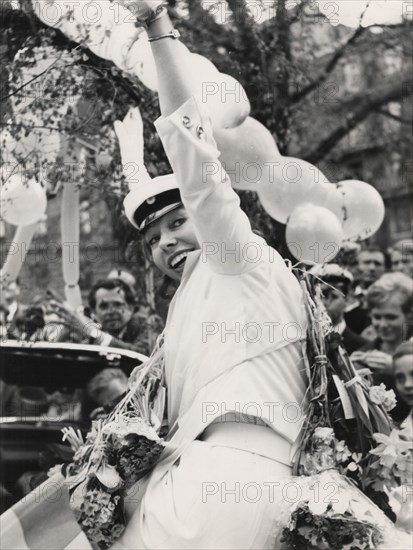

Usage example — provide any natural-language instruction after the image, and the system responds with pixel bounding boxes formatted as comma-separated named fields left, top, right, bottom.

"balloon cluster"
left=214, top=118, right=385, bottom=265
left=260, top=170, right=384, bottom=265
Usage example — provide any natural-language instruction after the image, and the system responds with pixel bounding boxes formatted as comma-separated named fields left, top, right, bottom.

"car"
left=0, top=340, right=147, bottom=511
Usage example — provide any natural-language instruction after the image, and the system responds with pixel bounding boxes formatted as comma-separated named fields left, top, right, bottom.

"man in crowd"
left=51, top=279, right=163, bottom=356
left=87, top=279, right=152, bottom=354
left=1, top=280, right=27, bottom=338
left=345, top=246, right=387, bottom=335
left=357, top=246, right=387, bottom=287
left=388, top=239, right=413, bottom=278
left=310, top=264, right=367, bottom=354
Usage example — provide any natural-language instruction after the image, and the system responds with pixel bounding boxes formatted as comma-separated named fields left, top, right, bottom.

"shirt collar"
left=334, top=318, right=346, bottom=335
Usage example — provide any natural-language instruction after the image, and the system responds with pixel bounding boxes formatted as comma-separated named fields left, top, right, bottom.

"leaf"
left=95, top=463, right=123, bottom=491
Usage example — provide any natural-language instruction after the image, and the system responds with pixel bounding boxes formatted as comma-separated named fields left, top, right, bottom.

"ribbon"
left=61, top=171, right=81, bottom=308
left=0, top=224, right=37, bottom=289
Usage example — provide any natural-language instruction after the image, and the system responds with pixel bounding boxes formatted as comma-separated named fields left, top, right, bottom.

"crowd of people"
left=310, top=241, right=413, bottom=431
left=0, top=239, right=412, bottom=431
left=0, top=270, right=164, bottom=355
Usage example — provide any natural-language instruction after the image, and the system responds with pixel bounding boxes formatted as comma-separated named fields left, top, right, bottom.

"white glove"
left=114, top=107, right=151, bottom=188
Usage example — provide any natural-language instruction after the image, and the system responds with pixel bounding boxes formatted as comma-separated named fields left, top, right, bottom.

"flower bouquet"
left=280, top=469, right=410, bottom=550
left=284, top=274, right=413, bottom=549
left=61, top=335, right=166, bottom=549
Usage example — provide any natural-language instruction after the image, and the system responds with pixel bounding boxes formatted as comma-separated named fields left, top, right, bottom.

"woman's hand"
left=350, top=350, right=393, bottom=372
left=114, top=0, right=164, bottom=23
left=47, top=300, right=101, bottom=341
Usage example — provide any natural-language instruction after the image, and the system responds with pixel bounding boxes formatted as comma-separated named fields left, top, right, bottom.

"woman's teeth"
left=171, top=252, right=189, bottom=268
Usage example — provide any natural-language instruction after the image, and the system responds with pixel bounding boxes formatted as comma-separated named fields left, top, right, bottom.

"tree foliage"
left=1, top=0, right=411, bottom=260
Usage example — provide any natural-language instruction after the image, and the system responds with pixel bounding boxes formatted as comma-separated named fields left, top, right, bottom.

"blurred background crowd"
left=1, top=238, right=412, bottom=430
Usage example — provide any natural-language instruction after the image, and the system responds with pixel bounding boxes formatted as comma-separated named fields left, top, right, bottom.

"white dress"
left=113, top=97, right=308, bottom=549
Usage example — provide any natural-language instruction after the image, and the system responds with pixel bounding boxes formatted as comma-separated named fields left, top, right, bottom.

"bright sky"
left=10, top=0, right=410, bottom=28
left=317, top=0, right=408, bottom=27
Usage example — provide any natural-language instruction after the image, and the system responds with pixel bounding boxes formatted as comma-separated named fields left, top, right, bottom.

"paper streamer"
left=0, top=224, right=37, bottom=289
left=60, top=179, right=81, bottom=308
left=64, top=283, right=83, bottom=310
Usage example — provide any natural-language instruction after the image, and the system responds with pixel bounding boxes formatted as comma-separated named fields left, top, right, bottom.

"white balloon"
left=215, top=117, right=282, bottom=190
left=188, top=54, right=250, bottom=129
left=1, top=175, right=47, bottom=226
left=258, top=157, right=331, bottom=223
left=124, top=33, right=159, bottom=90
left=286, top=203, right=344, bottom=264
left=325, top=180, right=385, bottom=241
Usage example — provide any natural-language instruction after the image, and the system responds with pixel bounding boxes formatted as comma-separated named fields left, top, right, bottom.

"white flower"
left=95, top=463, right=122, bottom=491
left=331, top=491, right=350, bottom=515
left=334, top=440, right=352, bottom=463
left=308, top=495, right=329, bottom=516
left=369, top=384, right=397, bottom=411
left=369, top=383, right=387, bottom=405
left=383, top=389, right=397, bottom=412
left=314, top=427, right=335, bottom=443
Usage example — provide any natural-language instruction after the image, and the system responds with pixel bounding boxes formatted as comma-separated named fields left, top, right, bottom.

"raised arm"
left=126, top=3, right=262, bottom=273
left=146, top=12, right=193, bottom=116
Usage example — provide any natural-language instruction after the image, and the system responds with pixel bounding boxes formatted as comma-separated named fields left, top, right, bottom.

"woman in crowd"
left=393, top=339, right=413, bottom=435
left=112, top=2, right=308, bottom=548
left=388, top=240, right=413, bottom=278
left=351, top=272, right=413, bottom=421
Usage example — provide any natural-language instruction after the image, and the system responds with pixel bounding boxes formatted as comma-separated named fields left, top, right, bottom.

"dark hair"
left=359, top=246, right=390, bottom=269
left=393, top=339, right=413, bottom=362
left=322, top=276, right=351, bottom=297
left=86, top=367, right=128, bottom=399
left=140, top=230, right=178, bottom=301
left=88, top=278, right=136, bottom=310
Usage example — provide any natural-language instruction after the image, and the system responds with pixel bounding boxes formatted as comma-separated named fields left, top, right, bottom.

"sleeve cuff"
left=99, top=333, right=113, bottom=347
left=155, top=96, right=217, bottom=154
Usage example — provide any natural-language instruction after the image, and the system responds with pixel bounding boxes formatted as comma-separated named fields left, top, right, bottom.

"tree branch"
left=291, top=25, right=367, bottom=102
left=0, top=56, right=78, bottom=102
left=291, top=1, right=373, bottom=103
left=305, top=79, right=405, bottom=163
left=376, top=107, right=411, bottom=125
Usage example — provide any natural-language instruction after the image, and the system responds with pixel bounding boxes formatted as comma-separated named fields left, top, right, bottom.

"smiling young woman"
left=142, top=206, right=199, bottom=282
left=114, top=2, right=310, bottom=549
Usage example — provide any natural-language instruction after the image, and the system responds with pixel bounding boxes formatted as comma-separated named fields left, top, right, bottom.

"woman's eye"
left=147, top=235, right=159, bottom=247
left=171, top=217, right=185, bottom=228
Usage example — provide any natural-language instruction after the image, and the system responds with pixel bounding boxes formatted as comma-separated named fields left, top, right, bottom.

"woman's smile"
left=144, top=206, right=199, bottom=281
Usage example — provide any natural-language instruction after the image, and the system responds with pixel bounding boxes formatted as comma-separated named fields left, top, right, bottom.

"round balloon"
left=188, top=53, right=250, bottom=129
left=325, top=180, right=385, bottom=241
left=124, top=31, right=161, bottom=91
left=257, top=157, right=331, bottom=223
left=1, top=175, right=47, bottom=226
left=286, top=203, right=344, bottom=264
left=204, top=73, right=250, bottom=129
left=215, top=117, right=282, bottom=190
